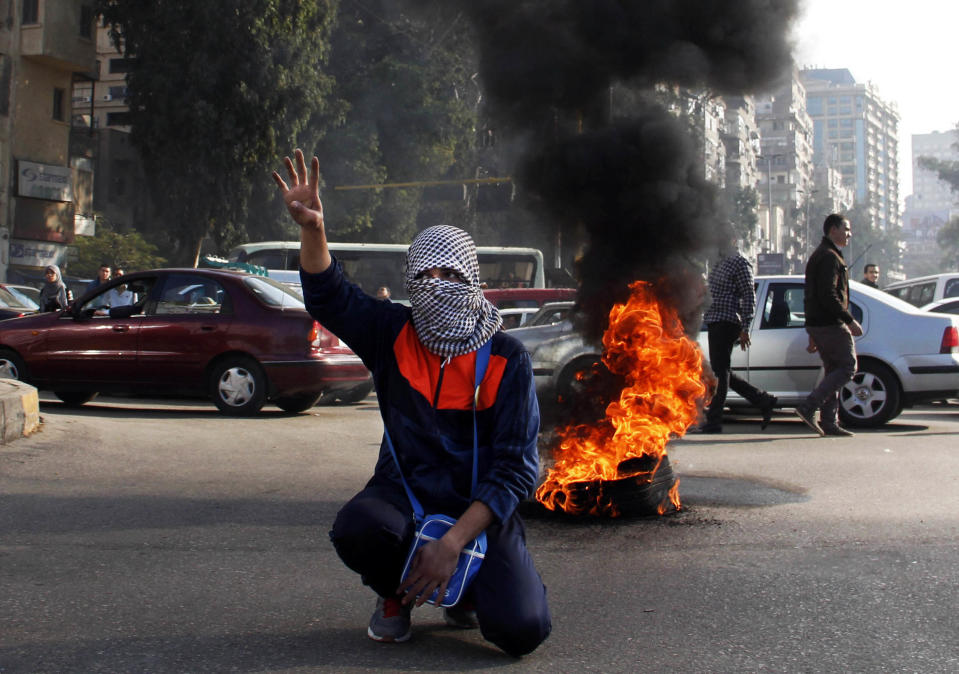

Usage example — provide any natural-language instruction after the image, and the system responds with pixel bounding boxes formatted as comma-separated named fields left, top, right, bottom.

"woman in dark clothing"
left=38, top=265, right=68, bottom=312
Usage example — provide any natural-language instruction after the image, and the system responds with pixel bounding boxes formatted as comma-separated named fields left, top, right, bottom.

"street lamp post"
left=760, top=154, right=782, bottom=253
left=796, top=188, right=819, bottom=260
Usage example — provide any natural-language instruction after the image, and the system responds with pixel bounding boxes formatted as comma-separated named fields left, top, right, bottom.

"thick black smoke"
left=520, top=107, right=723, bottom=341
left=408, top=1, right=797, bottom=349
left=443, top=0, right=799, bottom=342
left=466, top=0, right=798, bottom=126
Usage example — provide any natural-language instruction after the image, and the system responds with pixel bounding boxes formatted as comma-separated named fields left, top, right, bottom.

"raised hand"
left=272, top=149, right=324, bottom=233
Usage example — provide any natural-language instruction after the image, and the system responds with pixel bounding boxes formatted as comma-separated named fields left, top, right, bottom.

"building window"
left=80, top=5, right=94, bottom=38
left=53, top=88, right=65, bottom=121
left=22, top=0, right=39, bottom=24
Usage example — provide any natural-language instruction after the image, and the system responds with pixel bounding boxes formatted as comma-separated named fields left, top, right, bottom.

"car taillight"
left=940, top=326, right=959, bottom=353
left=309, top=320, right=339, bottom=350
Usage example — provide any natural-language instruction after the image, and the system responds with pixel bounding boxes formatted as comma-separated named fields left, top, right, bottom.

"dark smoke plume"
left=467, top=0, right=798, bottom=126
left=520, top=107, right=723, bottom=341
left=441, top=0, right=799, bottom=343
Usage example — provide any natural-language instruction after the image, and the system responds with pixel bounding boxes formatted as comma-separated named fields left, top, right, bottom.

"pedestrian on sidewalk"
left=39, top=265, right=68, bottom=312
left=698, top=244, right=777, bottom=433
left=795, top=213, right=863, bottom=437
left=273, top=149, right=551, bottom=657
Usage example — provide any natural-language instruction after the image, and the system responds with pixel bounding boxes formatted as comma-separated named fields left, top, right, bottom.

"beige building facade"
left=0, top=0, right=97, bottom=283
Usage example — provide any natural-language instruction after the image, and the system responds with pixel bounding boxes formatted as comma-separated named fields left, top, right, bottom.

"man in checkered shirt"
left=699, top=246, right=776, bottom=433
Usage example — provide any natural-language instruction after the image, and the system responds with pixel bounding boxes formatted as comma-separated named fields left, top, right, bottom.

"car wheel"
left=273, top=393, right=322, bottom=414
left=839, top=360, right=901, bottom=428
left=556, top=355, right=604, bottom=404
left=210, top=356, right=267, bottom=416
left=54, top=391, right=98, bottom=406
left=0, top=349, right=27, bottom=381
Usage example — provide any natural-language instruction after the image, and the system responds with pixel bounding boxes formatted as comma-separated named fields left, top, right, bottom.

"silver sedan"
left=509, top=277, right=959, bottom=428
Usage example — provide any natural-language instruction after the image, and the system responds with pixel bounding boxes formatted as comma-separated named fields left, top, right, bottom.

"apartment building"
left=0, top=0, right=97, bottom=282
left=899, top=129, right=959, bottom=276
left=722, top=95, right=760, bottom=192
left=754, top=71, right=815, bottom=271
left=71, top=23, right=148, bottom=233
left=910, top=130, right=959, bottom=213
left=801, top=68, right=901, bottom=231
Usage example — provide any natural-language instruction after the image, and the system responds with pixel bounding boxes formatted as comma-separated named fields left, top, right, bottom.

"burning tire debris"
left=535, top=281, right=706, bottom=517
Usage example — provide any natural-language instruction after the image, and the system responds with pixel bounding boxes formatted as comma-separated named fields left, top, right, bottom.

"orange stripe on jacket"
left=394, top=322, right=506, bottom=411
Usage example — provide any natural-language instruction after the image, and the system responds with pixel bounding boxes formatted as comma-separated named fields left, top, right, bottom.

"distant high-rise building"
left=911, top=130, right=959, bottom=212
left=800, top=68, right=901, bottom=231
left=721, top=95, right=760, bottom=192
left=754, top=71, right=815, bottom=270
left=900, top=129, right=959, bottom=276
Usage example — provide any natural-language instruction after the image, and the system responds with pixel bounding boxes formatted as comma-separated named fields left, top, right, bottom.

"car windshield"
left=1, top=286, right=39, bottom=310
left=0, top=285, right=35, bottom=310
left=244, top=276, right=305, bottom=308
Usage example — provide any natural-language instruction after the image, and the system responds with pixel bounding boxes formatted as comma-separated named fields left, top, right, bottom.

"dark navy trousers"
left=705, top=320, right=770, bottom=426
left=330, top=483, right=551, bottom=656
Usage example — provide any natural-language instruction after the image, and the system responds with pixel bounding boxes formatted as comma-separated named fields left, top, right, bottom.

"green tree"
left=843, top=202, right=903, bottom=283
left=67, top=220, right=166, bottom=278
left=918, top=124, right=959, bottom=269
left=936, top=217, right=959, bottom=270
left=96, top=0, right=339, bottom=264
left=313, top=0, right=479, bottom=243
left=723, top=185, right=759, bottom=248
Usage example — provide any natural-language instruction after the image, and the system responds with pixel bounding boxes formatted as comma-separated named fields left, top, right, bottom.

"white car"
left=921, top=298, right=959, bottom=315
left=510, top=276, right=959, bottom=428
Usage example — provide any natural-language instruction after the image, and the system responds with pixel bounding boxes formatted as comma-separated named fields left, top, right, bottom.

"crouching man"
left=273, top=150, right=551, bottom=656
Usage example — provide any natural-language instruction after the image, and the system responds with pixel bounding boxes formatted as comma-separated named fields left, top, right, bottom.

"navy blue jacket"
left=300, top=258, right=540, bottom=523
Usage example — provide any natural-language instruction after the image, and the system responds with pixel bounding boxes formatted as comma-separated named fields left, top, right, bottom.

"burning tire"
left=839, top=359, right=901, bottom=428
left=537, top=454, right=679, bottom=518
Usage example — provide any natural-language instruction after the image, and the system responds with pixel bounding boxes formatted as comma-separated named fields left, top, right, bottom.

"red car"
left=0, top=268, right=372, bottom=415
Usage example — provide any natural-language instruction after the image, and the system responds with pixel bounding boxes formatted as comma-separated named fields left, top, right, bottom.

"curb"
left=0, top=378, right=40, bottom=444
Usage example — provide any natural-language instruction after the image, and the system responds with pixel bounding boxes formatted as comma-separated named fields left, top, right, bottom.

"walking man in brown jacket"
left=795, top=213, right=863, bottom=436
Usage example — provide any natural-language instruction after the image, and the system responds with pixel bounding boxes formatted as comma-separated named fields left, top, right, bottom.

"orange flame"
left=535, top=280, right=706, bottom=516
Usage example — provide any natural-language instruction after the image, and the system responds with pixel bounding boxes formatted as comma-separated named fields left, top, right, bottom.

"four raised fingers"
left=273, top=149, right=320, bottom=203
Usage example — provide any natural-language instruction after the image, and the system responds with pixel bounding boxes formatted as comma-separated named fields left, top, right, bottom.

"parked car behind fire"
left=0, top=268, right=372, bottom=415
left=509, top=276, right=959, bottom=428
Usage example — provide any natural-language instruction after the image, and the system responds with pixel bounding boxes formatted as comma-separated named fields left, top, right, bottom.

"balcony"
left=20, top=7, right=97, bottom=76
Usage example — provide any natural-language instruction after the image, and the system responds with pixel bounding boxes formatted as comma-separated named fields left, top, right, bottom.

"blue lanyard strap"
left=384, top=339, right=492, bottom=521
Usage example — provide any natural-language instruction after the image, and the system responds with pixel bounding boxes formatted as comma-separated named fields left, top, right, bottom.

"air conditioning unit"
left=103, top=94, right=113, bottom=101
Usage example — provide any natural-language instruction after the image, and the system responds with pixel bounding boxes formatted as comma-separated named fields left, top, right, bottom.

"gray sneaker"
left=367, top=596, right=412, bottom=643
left=794, top=405, right=825, bottom=436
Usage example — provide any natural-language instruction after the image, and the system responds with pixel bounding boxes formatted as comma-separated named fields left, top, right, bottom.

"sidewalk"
left=0, top=378, right=40, bottom=443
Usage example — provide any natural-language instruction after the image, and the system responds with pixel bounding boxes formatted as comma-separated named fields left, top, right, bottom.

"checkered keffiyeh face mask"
left=405, top=225, right=501, bottom=358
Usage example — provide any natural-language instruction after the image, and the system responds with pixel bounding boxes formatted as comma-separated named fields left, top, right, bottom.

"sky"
left=792, top=0, right=959, bottom=197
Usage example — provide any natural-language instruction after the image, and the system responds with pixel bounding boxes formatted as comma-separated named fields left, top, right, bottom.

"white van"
left=883, top=273, right=959, bottom=307
left=226, top=241, right=547, bottom=303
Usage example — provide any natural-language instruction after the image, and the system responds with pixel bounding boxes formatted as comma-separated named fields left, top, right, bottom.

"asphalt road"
left=2, top=394, right=959, bottom=673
